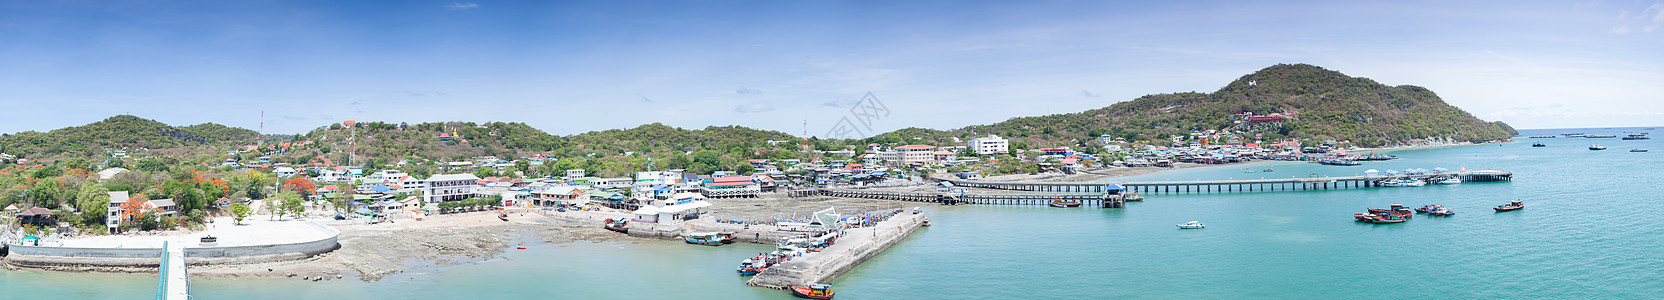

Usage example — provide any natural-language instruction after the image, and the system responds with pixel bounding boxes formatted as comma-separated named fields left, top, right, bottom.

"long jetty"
left=935, top=169, right=1512, bottom=195
left=746, top=211, right=928, bottom=289
left=788, top=188, right=1128, bottom=208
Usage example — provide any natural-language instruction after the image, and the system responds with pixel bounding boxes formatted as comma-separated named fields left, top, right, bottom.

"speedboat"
left=790, top=284, right=836, bottom=299
left=1632, top=148, right=1649, bottom=152
left=1531, top=142, right=1545, bottom=147
left=1494, top=200, right=1524, bottom=212
left=1428, top=207, right=1456, bottom=216
left=1435, top=177, right=1461, bottom=185
left=1177, top=221, right=1205, bottom=229
left=1402, top=180, right=1427, bottom=187
left=1590, top=144, right=1607, bottom=150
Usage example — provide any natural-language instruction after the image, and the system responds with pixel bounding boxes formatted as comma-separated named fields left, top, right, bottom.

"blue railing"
left=156, top=241, right=169, bottom=300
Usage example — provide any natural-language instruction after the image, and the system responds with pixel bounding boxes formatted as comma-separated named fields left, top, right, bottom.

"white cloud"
left=1610, top=2, right=1664, bottom=34
left=735, top=101, right=774, bottom=113
left=1079, top=90, right=1101, bottom=97
left=445, top=2, right=479, bottom=11
left=736, top=87, right=763, bottom=95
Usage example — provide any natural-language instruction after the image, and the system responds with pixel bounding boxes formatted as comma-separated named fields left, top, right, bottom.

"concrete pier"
left=934, top=170, right=1513, bottom=195
left=746, top=212, right=928, bottom=289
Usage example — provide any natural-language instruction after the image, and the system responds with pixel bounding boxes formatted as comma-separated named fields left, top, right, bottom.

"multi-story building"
left=423, top=174, right=481, bottom=203
left=967, top=135, right=1009, bottom=155
left=896, top=145, right=936, bottom=164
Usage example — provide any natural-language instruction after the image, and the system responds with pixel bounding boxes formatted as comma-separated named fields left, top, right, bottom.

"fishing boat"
left=1586, top=135, right=1617, bottom=138
left=1262, top=168, right=1274, bottom=172
left=1355, top=204, right=1413, bottom=223
left=684, top=232, right=736, bottom=246
left=737, top=259, right=761, bottom=276
left=1048, top=199, right=1082, bottom=208
left=1623, top=135, right=1651, bottom=140
left=1428, top=207, right=1456, bottom=216
left=498, top=212, right=510, bottom=222
left=1124, top=192, right=1144, bottom=202
left=1528, top=135, right=1556, bottom=138
left=1632, top=148, right=1649, bottom=152
left=603, top=217, right=629, bottom=233
left=790, top=284, right=836, bottom=299
left=1415, top=204, right=1444, bottom=214
left=1532, top=142, right=1545, bottom=147
left=1435, top=177, right=1461, bottom=185
left=1590, top=144, right=1607, bottom=150
left=1494, top=200, right=1524, bottom=212
left=1317, top=159, right=1357, bottom=166
left=1176, top=221, right=1205, bottom=229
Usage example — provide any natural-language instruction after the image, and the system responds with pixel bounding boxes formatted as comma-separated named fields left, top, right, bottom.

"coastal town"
left=0, top=109, right=1529, bottom=298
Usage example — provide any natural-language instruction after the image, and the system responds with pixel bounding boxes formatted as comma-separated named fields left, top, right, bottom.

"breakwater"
left=746, top=211, right=928, bottom=289
left=934, top=170, right=1512, bottom=194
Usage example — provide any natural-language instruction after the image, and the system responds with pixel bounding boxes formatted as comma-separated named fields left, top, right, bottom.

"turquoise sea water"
left=5, top=127, right=1662, bottom=299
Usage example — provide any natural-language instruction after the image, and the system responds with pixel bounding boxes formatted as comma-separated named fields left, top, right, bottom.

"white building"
left=895, top=145, right=937, bottom=164
left=273, top=167, right=297, bottom=178
left=423, top=174, right=481, bottom=203
left=566, top=169, right=586, bottom=179
left=634, top=171, right=682, bottom=185
left=967, top=135, right=1009, bottom=155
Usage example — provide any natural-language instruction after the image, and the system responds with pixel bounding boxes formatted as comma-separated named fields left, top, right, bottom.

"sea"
left=3, top=127, right=1661, bottom=299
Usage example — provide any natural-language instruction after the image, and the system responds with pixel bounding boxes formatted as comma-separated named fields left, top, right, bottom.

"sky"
left=0, top=0, right=1660, bottom=137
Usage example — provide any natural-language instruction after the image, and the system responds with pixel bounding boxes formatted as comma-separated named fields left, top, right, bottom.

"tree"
left=274, top=191, right=305, bottom=220
left=281, top=178, right=316, bottom=197
left=228, top=202, right=251, bottom=225
left=28, top=178, right=62, bottom=208
left=118, top=193, right=153, bottom=227
left=75, top=184, right=110, bottom=226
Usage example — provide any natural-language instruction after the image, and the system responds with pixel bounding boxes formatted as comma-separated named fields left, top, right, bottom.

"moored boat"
left=1494, top=200, right=1524, bottom=212
left=790, top=284, right=836, bottom=299
left=1532, top=142, right=1545, bottom=147
left=684, top=232, right=736, bottom=246
left=1435, top=177, right=1461, bottom=185
left=1428, top=207, right=1456, bottom=216
left=1632, top=148, right=1649, bottom=152
left=1356, top=204, right=1413, bottom=223
left=1048, top=199, right=1082, bottom=208
left=1124, top=192, right=1144, bottom=202
left=1590, top=144, right=1607, bottom=150
left=1177, top=221, right=1205, bottom=229
left=603, top=217, right=629, bottom=233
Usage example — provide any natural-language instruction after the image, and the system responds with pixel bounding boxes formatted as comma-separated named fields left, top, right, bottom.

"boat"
left=923, top=218, right=931, bottom=226
left=1353, top=153, right=1398, bottom=161
left=1632, top=148, right=1649, bottom=152
left=1623, top=135, right=1650, bottom=140
left=1586, top=135, right=1617, bottom=138
left=1379, top=179, right=1426, bottom=187
left=1176, top=221, right=1205, bottom=229
left=737, top=258, right=761, bottom=276
left=1048, top=199, right=1082, bottom=208
left=1355, top=204, right=1414, bottom=223
left=1494, top=200, right=1524, bottom=212
left=684, top=232, right=737, bottom=246
left=498, top=212, right=509, bottom=222
left=1528, top=135, right=1556, bottom=138
left=1262, top=168, right=1274, bottom=172
left=1124, top=192, right=1144, bottom=202
left=790, top=284, right=836, bottom=299
left=1532, top=142, right=1545, bottom=147
left=603, top=217, right=629, bottom=233
left=1317, top=159, right=1361, bottom=166
left=1435, top=177, right=1461, bottom=185
left=1414, top=204, right=1444, bottom=214
left=1428, top=207, right=1456, bottom=216
left=1590, top=144, right=1607, bottom=150
left=1244, top=168, right=1256, bottom=173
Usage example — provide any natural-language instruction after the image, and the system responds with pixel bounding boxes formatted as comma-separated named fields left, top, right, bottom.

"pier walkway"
left=935, top=170, right=1512, bottom=195
left=157, top=241, right=189, bottom=300
left=788, top=188, right=1127, bottom=208
left=747, top=211, right=928, bottom=289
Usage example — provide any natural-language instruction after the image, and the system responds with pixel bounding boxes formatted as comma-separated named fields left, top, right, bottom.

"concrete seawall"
left=746, top=212, right=927, bottom=289
left=3, top=222, right=341, bottom=269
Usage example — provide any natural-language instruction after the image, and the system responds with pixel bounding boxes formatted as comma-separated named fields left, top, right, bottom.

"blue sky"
left=0, top=0, right=1660, bottom=137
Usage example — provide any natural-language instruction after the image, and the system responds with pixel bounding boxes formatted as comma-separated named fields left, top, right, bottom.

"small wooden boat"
left=603, top=217, right=629, bottom=233
left=1428, top=207, right=1455, bottom=216
left=1494, top=200, right=1524, bottom=212
left=498, top=213, right=509, bottom=222
left=790, top=284, right=835, bottom=299
left=1048, top=199, right=1082, bottom=208
left=684, top=232, right=736, bottom=246
left=1631, top=148, right=1649, bottom=152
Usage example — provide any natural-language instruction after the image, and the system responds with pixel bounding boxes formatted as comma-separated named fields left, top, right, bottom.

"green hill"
left=875, top=64, right=1515, bottom=148
left=0, top=115, right=258, bottom=159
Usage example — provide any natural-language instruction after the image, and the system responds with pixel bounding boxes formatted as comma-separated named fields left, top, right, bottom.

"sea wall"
left=747, top=212, right=926, bottom=289
left=3, top=223, right=340, bottom=269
